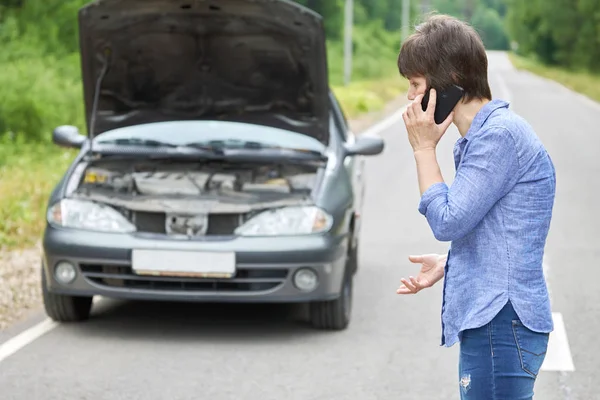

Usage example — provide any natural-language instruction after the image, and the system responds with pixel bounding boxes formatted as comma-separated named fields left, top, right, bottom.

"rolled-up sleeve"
left=418, top=126, right=520, bottom=242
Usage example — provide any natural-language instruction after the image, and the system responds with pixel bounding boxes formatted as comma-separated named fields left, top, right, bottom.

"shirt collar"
left=463, top=99, right=510, bottom=141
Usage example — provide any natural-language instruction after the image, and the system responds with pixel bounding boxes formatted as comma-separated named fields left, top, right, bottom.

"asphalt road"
left=0, top=51, right=597, bottom=399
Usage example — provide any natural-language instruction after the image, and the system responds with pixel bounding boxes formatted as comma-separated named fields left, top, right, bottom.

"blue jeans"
left=458, top=301, right=549, bottom=400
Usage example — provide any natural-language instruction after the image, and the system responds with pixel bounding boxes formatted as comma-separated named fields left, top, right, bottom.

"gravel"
left=0, top=243, right=43, bottom=331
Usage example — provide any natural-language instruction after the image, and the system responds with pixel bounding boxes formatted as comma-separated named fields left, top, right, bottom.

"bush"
left=0, top=53, right=85, bottom=142
left=328, top=22, right=401, bottom=86
left=471, top=7, right=509, bottom=50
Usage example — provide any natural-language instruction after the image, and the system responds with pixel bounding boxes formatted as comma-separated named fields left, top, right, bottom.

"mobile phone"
left=421, top=84, right=465, bottom=124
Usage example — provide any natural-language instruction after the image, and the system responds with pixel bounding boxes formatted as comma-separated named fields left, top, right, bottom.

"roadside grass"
left=332, top=76, right=407, bottom=117
left=0, top=139, right=77, bottom=249
left=508, top=53, right=600, bottom=103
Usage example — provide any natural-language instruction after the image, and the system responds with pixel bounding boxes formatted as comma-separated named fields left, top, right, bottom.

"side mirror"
left=344, top=135, right=385, bottom=156
left=53, top=125, right=86, bottom=149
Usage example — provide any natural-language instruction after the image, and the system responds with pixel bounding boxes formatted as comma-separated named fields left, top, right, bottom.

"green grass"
left=0, top=140, right=77, bottom=249
left=508, top=53, right=600, bottom=103
left=333, top=76, right=408, bottom=117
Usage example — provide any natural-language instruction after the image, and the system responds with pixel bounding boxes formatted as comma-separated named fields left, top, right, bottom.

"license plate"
left=131, top=249, right=236, bottom=278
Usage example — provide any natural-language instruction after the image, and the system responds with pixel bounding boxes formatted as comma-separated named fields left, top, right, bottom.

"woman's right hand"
left=396, top=253, right=447, bottom=295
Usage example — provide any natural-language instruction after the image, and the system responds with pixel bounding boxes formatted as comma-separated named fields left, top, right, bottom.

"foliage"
left=430, top=0, right=510, bottom=50
left=506, top=0, right=600, bottom=72
left=471, top=7, right=509, bottom=50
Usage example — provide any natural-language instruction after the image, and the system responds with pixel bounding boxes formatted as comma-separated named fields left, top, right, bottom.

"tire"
left=309, top=262, right=353, bottom=331
left=41, top=267, right=93, bottom=322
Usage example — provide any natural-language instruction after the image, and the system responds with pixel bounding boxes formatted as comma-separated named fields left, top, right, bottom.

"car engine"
left=68, top=158, right=322, bottom=237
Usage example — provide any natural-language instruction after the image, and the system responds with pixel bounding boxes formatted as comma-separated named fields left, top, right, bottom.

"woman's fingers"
left=409, top=276, right=421, bottom=288
left=396, top=285, right=412, bottom=294
left=398, top=277, right=420, bottom=294
left=404, top=277, right=418, bottom=291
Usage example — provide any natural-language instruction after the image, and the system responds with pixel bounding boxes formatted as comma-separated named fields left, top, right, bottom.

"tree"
left=471, top=7, right=509, bottom=50
left=295, top=0, right=344, bottom=39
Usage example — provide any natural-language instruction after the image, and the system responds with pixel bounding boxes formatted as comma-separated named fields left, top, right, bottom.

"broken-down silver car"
left=41, top=0, right=385, bottom=330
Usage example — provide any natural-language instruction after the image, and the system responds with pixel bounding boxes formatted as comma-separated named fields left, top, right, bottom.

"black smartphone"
left=421, top=84, right=465, bottom=124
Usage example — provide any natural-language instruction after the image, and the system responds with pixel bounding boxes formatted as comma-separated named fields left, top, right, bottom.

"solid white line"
left=540, top=259, right=575, bottom=372
left=541, top=312, right=576, bottom=372
left=0, top=297, right=101, bottom=364
left=360, top=105, right=408, bottom=138
left=0, top=319, right=58, bottom=363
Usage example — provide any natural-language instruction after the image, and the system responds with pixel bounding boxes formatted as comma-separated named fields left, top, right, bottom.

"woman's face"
left=407, top=75, right=427, bottom=101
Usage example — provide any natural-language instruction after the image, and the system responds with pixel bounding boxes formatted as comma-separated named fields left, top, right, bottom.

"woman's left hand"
left=402, top=89, right=455, bottom=152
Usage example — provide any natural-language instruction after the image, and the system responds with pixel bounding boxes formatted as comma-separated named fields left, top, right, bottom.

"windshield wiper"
left=96, top=138, right=178, bottom=148
left=184, top=141, right=326, bottom=159
left=91, top=138, right=222, bottom=160
left=184, top=141, right=319, bottom=153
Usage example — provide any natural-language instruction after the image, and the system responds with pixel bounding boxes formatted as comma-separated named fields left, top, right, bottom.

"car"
left=41, top=0, right=385, bottom=331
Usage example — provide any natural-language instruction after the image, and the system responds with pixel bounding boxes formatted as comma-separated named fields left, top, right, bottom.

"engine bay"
left=68, top=158, right=322, bottom=236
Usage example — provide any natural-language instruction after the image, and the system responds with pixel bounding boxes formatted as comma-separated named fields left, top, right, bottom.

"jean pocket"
left=512, top=320, right=549, bottom=377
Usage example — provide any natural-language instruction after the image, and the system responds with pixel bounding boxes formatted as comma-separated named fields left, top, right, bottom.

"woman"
left=395, top=14, right=556, bottom=400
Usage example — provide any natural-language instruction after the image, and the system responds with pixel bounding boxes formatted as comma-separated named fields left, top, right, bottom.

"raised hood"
left=78, top=0, right=330, bottom=144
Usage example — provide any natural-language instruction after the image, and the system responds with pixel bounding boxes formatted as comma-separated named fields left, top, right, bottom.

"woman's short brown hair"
left=397, top=14, right=492, bottom=102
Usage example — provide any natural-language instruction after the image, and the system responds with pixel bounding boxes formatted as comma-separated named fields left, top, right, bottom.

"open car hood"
left=78, top=0, right=330, bottom=144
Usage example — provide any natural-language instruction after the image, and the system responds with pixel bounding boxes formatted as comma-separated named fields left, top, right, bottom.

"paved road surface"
left=0, top=51, right=596, bottom=399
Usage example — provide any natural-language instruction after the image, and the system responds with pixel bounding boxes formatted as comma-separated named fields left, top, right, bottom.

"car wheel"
left=309, top=264, right=352, bottom=331
left=41, top=266, right=93, bottom=322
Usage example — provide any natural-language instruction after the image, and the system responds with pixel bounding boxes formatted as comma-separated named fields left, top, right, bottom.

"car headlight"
left=234, top=206, right=333, bottom=236
left=47, top=198, right=136, bottom=233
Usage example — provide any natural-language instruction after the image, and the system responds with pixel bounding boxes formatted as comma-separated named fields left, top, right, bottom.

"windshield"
left=94, top=120, right=327, bottom=154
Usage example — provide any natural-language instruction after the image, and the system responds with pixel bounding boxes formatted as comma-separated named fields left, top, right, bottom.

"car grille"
left=131, top=211, right=244, bottom=235
left=80, top=264, right=288, bottom=293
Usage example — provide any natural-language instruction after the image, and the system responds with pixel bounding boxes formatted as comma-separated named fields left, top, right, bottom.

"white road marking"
left=540, top=259, right=575, bottom=372
left=0, top=296, right=101, bottom=364
left=0, top=319, right=57, bottom=363
left=360, top=105, right=407, bottom=138
left=541, top=312, right=576, bottom=372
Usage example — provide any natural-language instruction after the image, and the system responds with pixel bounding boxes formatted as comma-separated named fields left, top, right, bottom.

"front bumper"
left=42, top=226, right=349, bottom=303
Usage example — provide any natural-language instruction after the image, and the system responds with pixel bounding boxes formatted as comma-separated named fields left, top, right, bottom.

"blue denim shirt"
left=418, top=99, right=555, bottom=347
